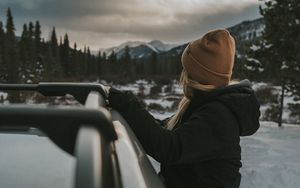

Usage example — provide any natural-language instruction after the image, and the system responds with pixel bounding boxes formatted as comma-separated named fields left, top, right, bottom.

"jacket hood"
left=190, top=80, right=261, bottom=136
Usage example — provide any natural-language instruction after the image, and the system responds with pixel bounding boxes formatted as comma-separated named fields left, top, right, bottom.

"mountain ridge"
left=101, top=17, right=264, bottom=60
left=102, top=40, right=179, bottom=58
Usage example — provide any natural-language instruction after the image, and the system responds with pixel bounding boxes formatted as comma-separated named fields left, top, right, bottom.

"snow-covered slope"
left=240, top=121, right=300, bottom=188
left=103, top=41, right=145, bottom=55
left=148, top=40, right=178, bottom=52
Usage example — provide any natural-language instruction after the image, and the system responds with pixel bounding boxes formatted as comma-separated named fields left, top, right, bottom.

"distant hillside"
left=228, top=17, right=264, bottom=41
left=101, top=17, right=265, bottom=61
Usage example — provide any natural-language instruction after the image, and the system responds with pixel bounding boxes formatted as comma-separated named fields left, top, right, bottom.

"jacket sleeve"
left=108, top=88, right=230, bottom=164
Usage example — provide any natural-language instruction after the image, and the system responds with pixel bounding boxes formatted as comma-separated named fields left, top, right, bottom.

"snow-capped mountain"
left=102, top=40, right=179, bottom=59
left=101, top=17, right=264, bottom=60
left=148, top=40, right=178, bottom=52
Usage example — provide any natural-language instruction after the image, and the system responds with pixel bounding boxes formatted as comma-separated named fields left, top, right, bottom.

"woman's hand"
left=98, top=84, right=111, bottom=99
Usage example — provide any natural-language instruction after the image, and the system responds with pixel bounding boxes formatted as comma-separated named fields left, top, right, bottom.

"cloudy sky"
left=0, top=0, right=262, bottom=50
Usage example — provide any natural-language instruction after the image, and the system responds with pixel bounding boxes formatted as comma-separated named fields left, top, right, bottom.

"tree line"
left=0, top=8, right=183, bottom=85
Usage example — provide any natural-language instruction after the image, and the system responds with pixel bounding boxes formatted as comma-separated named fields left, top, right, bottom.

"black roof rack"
left=0, top=83, right=116, bottom=155
left=0, top=82, right=108, bottom=104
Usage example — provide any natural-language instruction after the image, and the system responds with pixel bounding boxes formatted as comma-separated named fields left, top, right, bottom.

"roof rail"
left=0, top=82, right=107, bottom=104
left=0, top=84, right=115, bottom=154
left=0, top=105, right=117, bottom=154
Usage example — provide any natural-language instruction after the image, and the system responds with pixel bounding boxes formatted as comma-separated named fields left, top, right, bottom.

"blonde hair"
left=166, top=70, right=216, bottom=130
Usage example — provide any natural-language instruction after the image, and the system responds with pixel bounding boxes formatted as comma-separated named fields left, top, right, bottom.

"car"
left=0, top=82, right=165, bottom=188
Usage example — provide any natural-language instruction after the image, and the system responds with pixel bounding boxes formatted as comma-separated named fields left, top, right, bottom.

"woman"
left=106, top=29, right=260, bottom=188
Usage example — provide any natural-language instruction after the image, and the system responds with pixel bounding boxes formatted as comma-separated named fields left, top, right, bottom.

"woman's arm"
left=108, top=88, right=229, bottom=164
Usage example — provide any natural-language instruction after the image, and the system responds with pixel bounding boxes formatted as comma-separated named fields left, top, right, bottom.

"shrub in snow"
left=0, top=96, right=4, bottom=103
left=255, top=86, right=279, bottom=105
left=164, top=96, right=180, bottom=102
left=137, top=85, right=146, bottom=99
left=263, top=104, right=280, bottom=122
left=288, top=104, right=300, bottom=124
left=147, top=103, right=165, bottom=112
left=137, top=97, right=147, bottom=109
left=171, top=100, right=180, bottom=111
left=255, top=86, right=283, bottom=123
left=150, top=85, right=161, bottom=96
left=155, top=77, right=172, bottom=86
left=163, top=85, right=172, bottom=93
left=0, top=92, right=8, bottom=103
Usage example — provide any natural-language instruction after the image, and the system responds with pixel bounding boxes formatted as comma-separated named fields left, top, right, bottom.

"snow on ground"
left=240, top=121, right=300, bottom=188
left=113, top=79, right=155, bottom=95
left=144, top=98, right=174, bottom=108
left=171, top=80, right=183, bottom=95
left=150, top=112, right=300, bottom=188
left=150, top=111, right=173, bottom=120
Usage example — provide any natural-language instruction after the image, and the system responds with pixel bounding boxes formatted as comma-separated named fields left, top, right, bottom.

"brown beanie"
left=181, top=29, right=236, bottom=89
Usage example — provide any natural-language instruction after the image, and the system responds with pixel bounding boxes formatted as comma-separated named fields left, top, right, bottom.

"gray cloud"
left=0, top=0, right=262, bottom=49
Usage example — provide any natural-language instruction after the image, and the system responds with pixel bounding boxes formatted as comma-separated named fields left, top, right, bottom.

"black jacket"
left=108, top=80, right=260, bottom=188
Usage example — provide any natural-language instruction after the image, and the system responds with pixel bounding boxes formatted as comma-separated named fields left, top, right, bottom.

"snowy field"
left=240, top=121, right=300, bottom=188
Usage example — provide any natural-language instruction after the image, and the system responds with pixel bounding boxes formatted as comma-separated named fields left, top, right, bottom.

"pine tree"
left=100, top=51, right=107, bottom=76
left=0, top=21, right=6, bottom=82
left=34, top=21, right=43, bottom=81
left=27, top=22, right=35, bottom=62
left=77, top=49, right=86, bottom=79
left=150, top=51, right=158, bottom=75
left=5, top=8, right=20, bottom=102
left=61, top=33, right=70, bottom=76
left=70, top=43, right=79, bottom=77
left=44, top=27, right=63, bottom=80
left=86, top=46, right=92, bottom=76
left=19, top=24, right=29, bottom=82
left=5, top=8, right=18, bottom=83
left=122, top=45, right=135, bottom=80
left=108, top=50, right=117, bottom=75
left=50, top=27, right=58, bottom=57
left=97, top=51, right=103, bottom=76
left=122, top=46, right=130, bottom=76
left=259, top=0, right=300, bottom=126
left=34, top=21, right=41, bottom=55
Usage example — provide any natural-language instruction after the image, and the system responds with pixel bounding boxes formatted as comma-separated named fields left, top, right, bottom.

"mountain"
left=148, top=40, right=178, bottom=52
left=102, top=40, right=178, bottom=59
left=101, top=17, right=264, bottom=60
left=163, top=17, right=265, bottom=58
left=228, top=17, right=264, bottom=41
